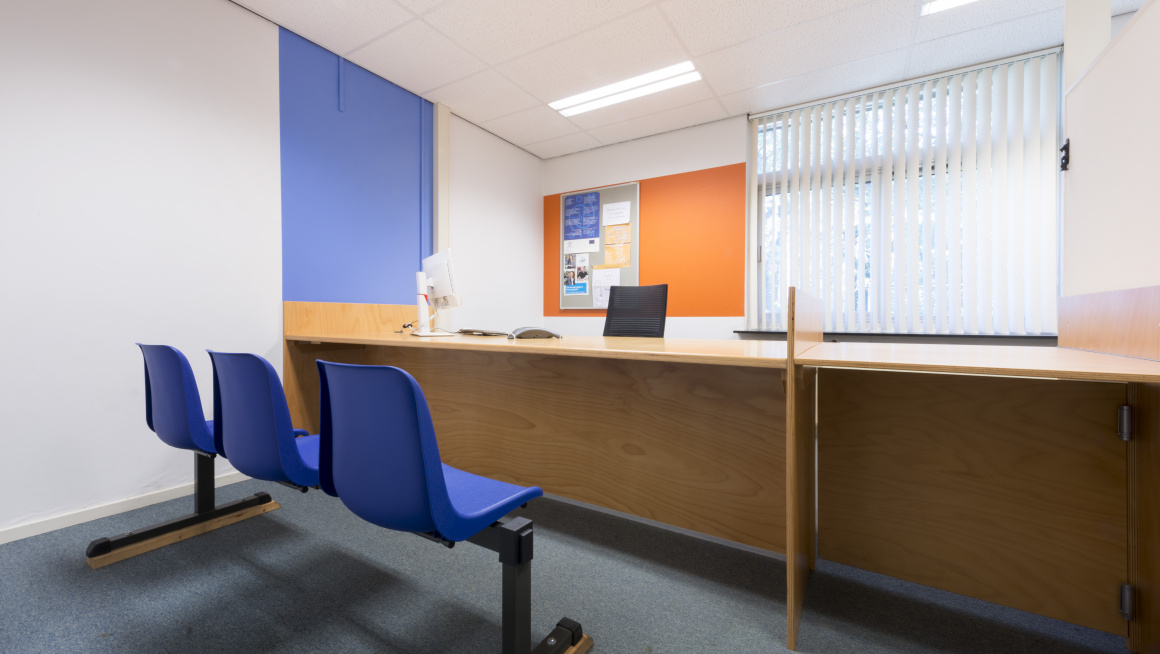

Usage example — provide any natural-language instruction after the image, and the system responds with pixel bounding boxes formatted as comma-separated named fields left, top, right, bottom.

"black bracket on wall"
left=1060, top=138, right=1070, bottom=171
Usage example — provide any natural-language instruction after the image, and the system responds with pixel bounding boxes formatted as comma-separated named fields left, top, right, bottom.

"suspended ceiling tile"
left=424, top=70, right=541, bottom=124
left=695, top=0, right=916, bottom=97
left=424, top=0, right=653, bottom=66
left=660, top=0, right=874, bottom=56
left=480, top=105, right=580, bottom=146
left=915, top=0, right=1062, bottom=43
left=394, top=0, right=446, bottom=15
left=237, top=0, right=413, bottom=55
left=566, top=80, right=716, bottom=130
left=523, top=132, right=604, bottom=159
left=587, top=98, right=726, bottom=146
left=721, top=48, right=909, bottom=116
left=497, top=7, right=690, bottom=105
left=905, top=8, right=1064, bottom=79
left=347, top=20, right=486, bottom=95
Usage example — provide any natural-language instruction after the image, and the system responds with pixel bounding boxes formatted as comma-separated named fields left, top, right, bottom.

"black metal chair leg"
left=465, top=517, right=589, bottom=654
left=85, top=452, right=275, bottom=564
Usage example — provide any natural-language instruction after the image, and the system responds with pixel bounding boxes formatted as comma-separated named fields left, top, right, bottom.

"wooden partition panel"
left=818, top=369, right=1128, bottom=635
left=1131, top=383, right=1160, bottom=652
left=283, top=302, right=416, bottom=432
left=1059, top=286, right=1160, bottom=362
left=360, top=346, right=787, bottom=551
left=785, top=287, right=823, bottom=650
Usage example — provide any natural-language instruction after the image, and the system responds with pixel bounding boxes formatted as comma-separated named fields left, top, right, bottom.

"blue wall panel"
left=280, top=29, right=433, bottom=304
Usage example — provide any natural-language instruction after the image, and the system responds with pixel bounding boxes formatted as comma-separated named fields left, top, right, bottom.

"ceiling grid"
left=234, top=0, right=1145, bottom=159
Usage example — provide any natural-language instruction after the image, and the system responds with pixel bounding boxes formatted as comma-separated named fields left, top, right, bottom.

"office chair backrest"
left=603, top=284, right=668, bottom=338
left=316, top=361, right=450, bottom=535
left=136, top=344, right=214, bottom=453
left=207, top=351, right=310, bottom=484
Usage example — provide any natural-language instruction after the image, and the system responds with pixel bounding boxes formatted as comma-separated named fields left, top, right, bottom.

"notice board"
left=559, top=182, right=639, bottom=310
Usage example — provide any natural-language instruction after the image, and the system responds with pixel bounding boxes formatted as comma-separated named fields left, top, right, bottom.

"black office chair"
left=603, top=284, right=668, bottom=337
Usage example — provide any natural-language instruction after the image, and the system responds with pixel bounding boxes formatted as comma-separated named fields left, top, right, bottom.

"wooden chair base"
left=563, top=634, right=593, bottom=654
left=86, top=501, right=280, bottom=569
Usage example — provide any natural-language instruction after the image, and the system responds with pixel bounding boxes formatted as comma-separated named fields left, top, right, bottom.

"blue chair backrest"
left=136, top=344, right=213, bottom=453
left=208, top=351, right=309, bottom=484
left=316, top=361, right=452, bottom=535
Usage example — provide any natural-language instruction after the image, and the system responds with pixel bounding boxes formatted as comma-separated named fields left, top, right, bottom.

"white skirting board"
left=0, top=471, right=250, bottom=547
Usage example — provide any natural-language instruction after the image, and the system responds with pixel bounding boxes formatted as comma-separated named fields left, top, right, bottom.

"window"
left=747, top=51, right=1060, bottom=335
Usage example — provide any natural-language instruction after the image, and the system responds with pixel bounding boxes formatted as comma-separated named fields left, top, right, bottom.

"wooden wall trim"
left=785, top=287, right=823, bottom=650
left=283, top=301, right=416, bottom=337
left=1059, top=286, right=1160, bottom=362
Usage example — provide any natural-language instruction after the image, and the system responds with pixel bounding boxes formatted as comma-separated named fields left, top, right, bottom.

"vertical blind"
left=749, top=52, right=1060, bottom=335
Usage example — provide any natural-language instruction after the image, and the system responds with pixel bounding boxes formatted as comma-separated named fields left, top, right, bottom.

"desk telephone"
left=508, top=327, right=562, bottom=340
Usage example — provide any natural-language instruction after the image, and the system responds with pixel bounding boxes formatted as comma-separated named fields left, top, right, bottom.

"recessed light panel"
left=550, top=62, right=699, bottom=117
left=921, top=0, right=981, bottom=16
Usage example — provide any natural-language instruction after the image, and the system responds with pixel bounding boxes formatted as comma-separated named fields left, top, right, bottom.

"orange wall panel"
left=542, top=163, right=746, bottom=318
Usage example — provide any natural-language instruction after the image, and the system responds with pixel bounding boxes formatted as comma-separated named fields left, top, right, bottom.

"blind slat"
left=748, top=51, right=1060, bottom=336
left=947, top=75, right=964, bottom=334
left=933, top=78, right=948, bottom=333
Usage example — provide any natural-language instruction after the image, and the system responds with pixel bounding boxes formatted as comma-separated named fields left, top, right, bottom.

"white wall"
left=542, top=117, right=748, bottom=339
left=443, top=116, right=544, bottom=331
left=1065, top=0, right=1112, bottom=88
left=543, top=116, right=748, bottom=196
left=0, top=0, right=282, bottom=535
left=1112, top=10, right=1138, bottom=36
left=1063, top=0, right=1160, bottom=296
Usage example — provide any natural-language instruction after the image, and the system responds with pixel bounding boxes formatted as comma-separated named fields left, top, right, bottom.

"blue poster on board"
left=564, top=192, right=600, bottom=240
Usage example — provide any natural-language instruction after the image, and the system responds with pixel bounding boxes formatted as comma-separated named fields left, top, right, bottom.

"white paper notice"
left=602, top=201, right=630, bottom=226
left=563, top=238, right=600, bottom=254
left=592, top=268, right=621, bottom=309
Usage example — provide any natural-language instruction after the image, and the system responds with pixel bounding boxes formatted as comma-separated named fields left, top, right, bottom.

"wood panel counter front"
left=284, top=305, right=789, bottom=553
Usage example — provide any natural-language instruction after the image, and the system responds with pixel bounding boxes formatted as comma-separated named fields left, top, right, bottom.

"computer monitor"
left=422, top=248, right=461, bottom=310
left=412, top=248, right=460, bottom=337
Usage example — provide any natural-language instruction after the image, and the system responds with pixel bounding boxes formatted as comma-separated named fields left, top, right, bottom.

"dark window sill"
left=734, top=330, right=1058, bottom=347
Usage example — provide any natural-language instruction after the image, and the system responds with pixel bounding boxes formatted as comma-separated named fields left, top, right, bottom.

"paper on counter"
left=602, top=201, right=631, bottom=226
left=592, top=268, right=620, bottom=309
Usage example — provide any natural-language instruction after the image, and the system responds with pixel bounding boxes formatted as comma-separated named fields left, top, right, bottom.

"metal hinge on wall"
left=1060, top=138, right=1070, bottom=171
left=1121, top=583, right=1135, bottom=621
left=1118, top=405, right=1133, bottom=441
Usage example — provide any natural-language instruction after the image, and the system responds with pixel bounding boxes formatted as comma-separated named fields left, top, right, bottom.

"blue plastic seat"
left=315, top=360, right=542, bottom=542
left=208, top=351, right=320, bottom=488
left=86, top=345, right=275, bottom=565
left=137, top=344, right=216, bottom=454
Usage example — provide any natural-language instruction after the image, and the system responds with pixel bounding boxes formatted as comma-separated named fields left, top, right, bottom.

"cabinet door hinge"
left=1118, top=405, right=1133, bottom=441
left=1121, top=583, right=1135, bottom=621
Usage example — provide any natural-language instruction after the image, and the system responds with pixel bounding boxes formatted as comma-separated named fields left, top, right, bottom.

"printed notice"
left=602, top=201, right=630, bottom=226
left=563, top=238, right=599, bottom=254
left=602, top=244, right=630, bottom=268
left=564, top=193, right=601, bottom=241
left=604, top=224, right=631, bottom=246
left=592, top=268, right=620, bottom=309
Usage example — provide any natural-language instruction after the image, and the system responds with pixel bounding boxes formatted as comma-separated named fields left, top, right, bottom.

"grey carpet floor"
left=0, top=478, right=1127, bottom=654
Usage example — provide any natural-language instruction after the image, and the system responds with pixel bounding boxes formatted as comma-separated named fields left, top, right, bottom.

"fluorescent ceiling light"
left=558, top=71, right=702, bottom=117
left=550, top=61, right=696, bottom=112
left=921, top=0, right=980, bottom=16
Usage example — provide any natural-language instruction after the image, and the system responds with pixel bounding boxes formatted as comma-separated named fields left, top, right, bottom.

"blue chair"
left=316, top=360, right=589, bottom=654
left=208, top=351, right=319, bottom=490
left=85, top=345, right=274, bottom=566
